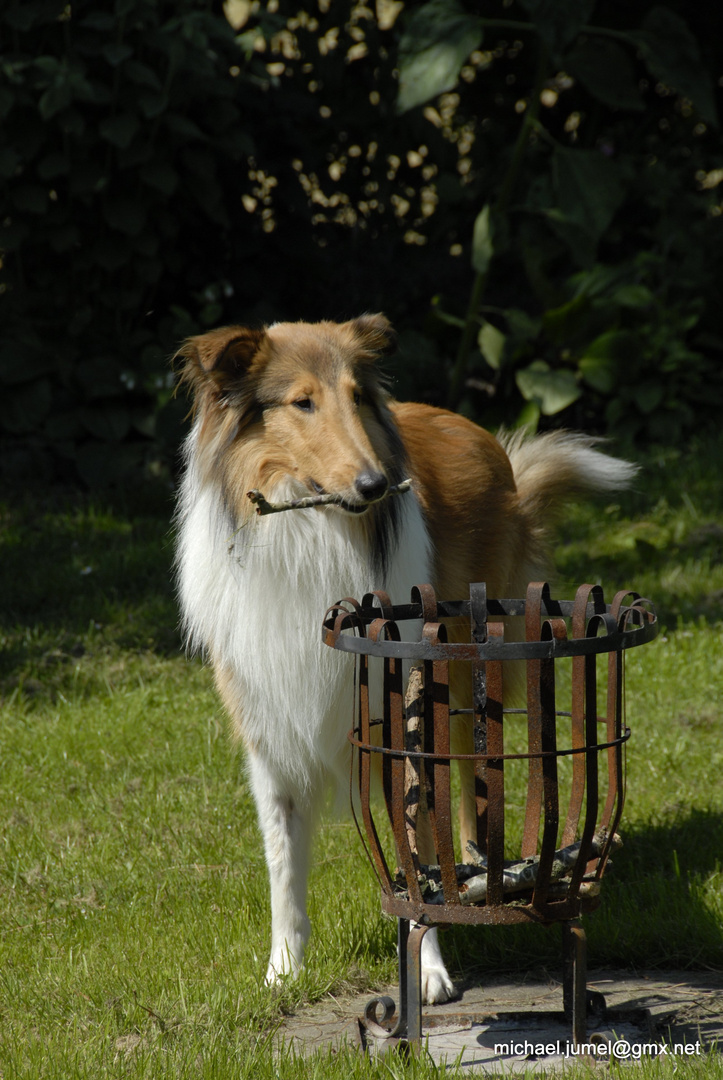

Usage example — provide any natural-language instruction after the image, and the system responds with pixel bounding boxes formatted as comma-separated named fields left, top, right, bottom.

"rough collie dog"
left=175, top=314, right=635, bottom=1004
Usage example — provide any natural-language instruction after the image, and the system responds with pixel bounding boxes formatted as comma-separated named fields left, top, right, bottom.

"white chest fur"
left=176, top=462, right=431, bottom=795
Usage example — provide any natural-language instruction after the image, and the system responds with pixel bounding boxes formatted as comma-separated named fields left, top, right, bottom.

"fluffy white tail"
left=496, top=429, right=637, bottom=592
left=499, top=429, right=637, bottom=525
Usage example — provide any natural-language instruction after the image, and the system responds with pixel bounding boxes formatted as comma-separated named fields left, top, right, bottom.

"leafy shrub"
left=222, top=0, right=723, bottom=441
left=0, top=0, right=257, bottom=484
left=1, top=0, right=722, bottom=486
left=388, top=1, right=723, bottom=438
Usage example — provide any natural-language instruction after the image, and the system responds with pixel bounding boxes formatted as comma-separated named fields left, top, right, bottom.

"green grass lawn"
left=1, top=435, right=722, bottom=1078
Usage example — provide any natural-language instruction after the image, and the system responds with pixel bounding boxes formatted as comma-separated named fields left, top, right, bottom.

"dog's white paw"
left=420, top=927, right=455, bottom=1004
left=264, top=945, right=303, bottom=986
left=421, top=964, right=455, bottom=1004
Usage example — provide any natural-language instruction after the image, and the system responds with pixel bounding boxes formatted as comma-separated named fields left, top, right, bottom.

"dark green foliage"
left=1, top=1, right=722, bottom=485
left=0, top=0, right=256, bottom=485
left=396, top=1, right=483, bottom=113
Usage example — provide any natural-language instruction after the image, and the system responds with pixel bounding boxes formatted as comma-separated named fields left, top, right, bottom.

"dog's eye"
left=293, top=398, right=314, bottom=412
left=353, top=390, right=363, bottom=407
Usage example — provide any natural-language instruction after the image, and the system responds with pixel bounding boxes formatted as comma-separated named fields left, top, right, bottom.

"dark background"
left=1, top=0, right=722, bottom=488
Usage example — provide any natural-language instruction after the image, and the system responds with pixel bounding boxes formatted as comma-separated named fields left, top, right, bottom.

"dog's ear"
left=346, top=313, right=397, bottom=357
left=176, top=326, right=266, bottom=397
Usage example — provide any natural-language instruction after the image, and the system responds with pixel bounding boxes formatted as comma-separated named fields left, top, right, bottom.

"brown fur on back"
left=391, top=402, right=528, bottom=601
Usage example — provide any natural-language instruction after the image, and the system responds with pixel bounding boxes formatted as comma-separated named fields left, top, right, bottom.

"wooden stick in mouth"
left=246, top=478, right=412, bottom=516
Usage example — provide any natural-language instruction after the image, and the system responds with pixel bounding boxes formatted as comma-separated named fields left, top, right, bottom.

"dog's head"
left=177, top=315, right=404, bottom=515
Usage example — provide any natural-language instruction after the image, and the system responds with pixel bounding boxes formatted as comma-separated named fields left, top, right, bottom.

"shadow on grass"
left=0, top=482, right=181, bottom=688
left=438, top=809, right=723, bottom=982
left=602, top=808, right=723, bottom=968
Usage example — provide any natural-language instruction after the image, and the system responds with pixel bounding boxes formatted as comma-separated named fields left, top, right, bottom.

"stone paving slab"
left=275, top=969, right=723, bottom=1070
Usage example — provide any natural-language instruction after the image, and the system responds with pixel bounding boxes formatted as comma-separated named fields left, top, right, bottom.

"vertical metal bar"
left=597, top=591, right=637, bottom=876
left=403, top=664, right=424, bottom=899
left=470, top=583, right=489, bottom=854
left=387, top=632, right=422, bottom=905
left=569, top=616, right=603, bottom=895
left=357, top=644, right=393, bottom=892
left=583, top=632, right=601, bottom=858
left=433, top=655, right=459, bottom=902
left=522, top=583, right=545, bottom=858
left=402, top=922, right=429, bottom=1045
left=599, top=643, right=621, bottom=836
left=364, top=920, right=428, bottom=1044
left=485, top=622, right=505, bottom=905
left=532, top=618, right=564, bottom=909
left=422, top=656, right=436, bottom=839
left=396, top=918, right=410, bottom=1039
left=363, top=622, right=397, bottom=889
left=563, top=585, right=600, bottom=847
left=382, top=657, right=393, bottom=827
left=600, top=593, right=633, bottom=833
left=411, top=584, right=444, bottom=892
left=421, top=623, right=458, bottom=903
left=366, top=618, right=421, bottom=903
left=562, top=920, right=588, bottom=1048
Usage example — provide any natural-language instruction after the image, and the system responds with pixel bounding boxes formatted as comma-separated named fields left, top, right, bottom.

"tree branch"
left=246, top=479, right=412, bottom=515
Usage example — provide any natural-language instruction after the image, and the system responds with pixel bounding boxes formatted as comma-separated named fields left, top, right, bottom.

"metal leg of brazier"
left=400, top=920, right=429, bottom=1044
left=562, top=919, right=588, bottom=1047
left=362, top=919, right=429, bottom=1046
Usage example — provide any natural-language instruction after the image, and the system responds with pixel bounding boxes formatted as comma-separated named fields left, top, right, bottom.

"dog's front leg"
left=247, top=750, right=314, bottom=984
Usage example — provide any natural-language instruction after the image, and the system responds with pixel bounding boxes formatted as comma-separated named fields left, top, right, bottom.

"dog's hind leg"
left=247, top=750, right=316, bottom=983
left=413, top=804, right=456, bottom=1004
left=402, top=667, right=455, bottom=1005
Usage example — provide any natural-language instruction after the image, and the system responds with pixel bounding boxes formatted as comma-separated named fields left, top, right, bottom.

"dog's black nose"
left=354, top=470, right=388, bottom=502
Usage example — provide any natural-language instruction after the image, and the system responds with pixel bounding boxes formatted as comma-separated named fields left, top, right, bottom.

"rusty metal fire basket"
left=322, top=582, right=657, bottom=1049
